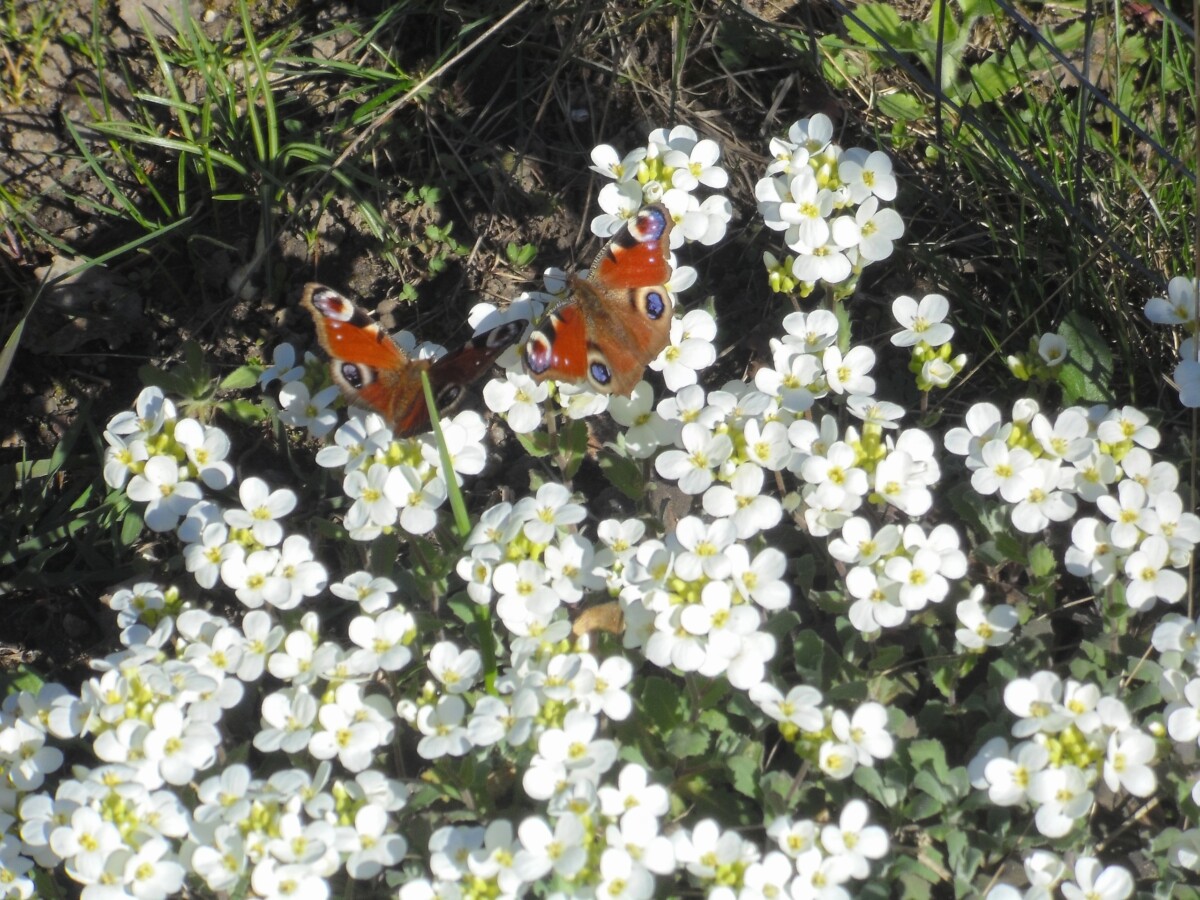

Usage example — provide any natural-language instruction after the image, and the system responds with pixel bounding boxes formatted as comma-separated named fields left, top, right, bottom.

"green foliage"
left=505, top=241, right=537, bottom=269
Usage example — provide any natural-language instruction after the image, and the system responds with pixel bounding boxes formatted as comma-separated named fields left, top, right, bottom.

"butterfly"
left=523, top=204, right=675, bottom=396
left=301, top=283, right=527, bottom=437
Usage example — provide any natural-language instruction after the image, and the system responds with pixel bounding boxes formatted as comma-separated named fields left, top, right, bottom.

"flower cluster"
left=1145, top=275, right=1200, bottom=407
left=756, top=113, right=904, bottom=298
left=2, top=595, right=412, bottom=899
left=103, top=387, right=328, bottom=614
left=13, top=122, right=1199, bottom=900
left=970, top=671, right=1158, bottom=839
left=985, top=852, right=1134, bottom=900
left=1152, top=612, right=1200, bottom=874
left=945, top=399, right=1200, bottom=609
left=589, top=124, right=732, bottom=244
left=750, top=685, right=895, bottom=781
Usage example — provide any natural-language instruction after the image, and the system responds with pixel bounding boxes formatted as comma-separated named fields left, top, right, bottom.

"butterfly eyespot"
left=486, top=321, right=525, bottom=349
left=436, top=384, right=465, bottom=408
left=643, top=290, right=666, bottom=320
left=631, top=206, right=668, bottom=241
left=314, top=292, right=354, bottom=321
left=524, top=331, right=554, bottom=375
left=588, top=356, right=613, bottom=388
left=340, top=362, right=372, bottom=389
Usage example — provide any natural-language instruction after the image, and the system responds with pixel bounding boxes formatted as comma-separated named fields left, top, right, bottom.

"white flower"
left=1178, top=358, right=1200, bottom=407
left=1097, top=405, right=1160, bottom=448
left=125, top=456, right=203, bottom=532
left=174, top=418, right=235, bottom=489
left=983, top=741, right=1049, bottom=806
left=518, top=482, right=587, bottom=544
left=416, top=695, right=472, bottom=759
left=483, top=371, right=547, bottom=434
left=589, top=143, right=647, bottom=182
left=1124, top=535, right=1187, bottom=610
left=891, top=294, right=954, bottom=347
left=343, top=463, right=400, bottom=531
left=1145, top=275, right=1198, bottom=325
left=1031, top=409, right=1092, bottom=461
left=779, top=167, right=834, bottom=250
left=330, top=571, right=399, bottom=614
left=780, top=309, right=840, bottom=354
left=831, top=702, right=893, bottom=766
left=272, top=535, right=328, bottom=610
left=1102, top=729, right=1156, bottom=796
left=1004, top=671, right=1067, bottom=737
left=224, top=477, right=297, bottom=546
left=831, top=196, right=904, bottom=262
left=315, top=410, right=391, bottom=472
left=259, top=342, right=308, bottom=387
left=1061, top=857, right=1133, bottom=900
left=1065, top=517, right=1120, bottom=586
left=278, top=381, right=341, bottom=438
left=655, top=422, right=733, bottom=494
left=663, top=137, right=728, bottom=191
left=609, top=382, right=675, bottom=458
left=385, top=465, right=447, bottom=536
left=837, top=149, right=898, bottom=202
left=427, top=642, right=482, bottom=694
left=1037, top=333, right=1069, bottom=365
left=1096, top=480, right=1157, bottom=549
left=650, top=308, right=717, bottom=390
left=514, top=814, right=587, bottom=882
left=820, top=799, right=889, bottom=879
left=955, top=592, right=1018, bottom=650
left=873, top=449, right=933, bottom=516
left=106, top=385, right=176, bottom=439
left=1029, top=764, right=1093, bottom=838
left=143, top=702, right=218, bottom=785
left=1004, top=459, right=1078, bottom=534
left=592, top=181, right=647, bottom=236
left=792, top=237, right=853, bottom=285
left=703, top=464, right=783, bottom=539
left=822, top=345, right=876, bottom=396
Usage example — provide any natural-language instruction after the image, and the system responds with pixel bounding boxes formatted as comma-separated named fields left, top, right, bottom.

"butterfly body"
left=524, top=204, right=674, bottom=396
left=302, top=283, right=526, bottom=436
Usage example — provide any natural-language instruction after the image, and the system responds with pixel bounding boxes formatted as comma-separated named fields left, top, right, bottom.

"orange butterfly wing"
left=301, top=283, right=526, bottom=436
left=524, top=204, right=674, bottom=396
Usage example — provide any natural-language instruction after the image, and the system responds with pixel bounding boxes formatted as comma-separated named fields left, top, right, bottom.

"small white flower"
left=484, top=371, right=547, bottom=434
left=1145, top=275, right=1198, bottom=326
left=891, top=293, right=954, bottom=347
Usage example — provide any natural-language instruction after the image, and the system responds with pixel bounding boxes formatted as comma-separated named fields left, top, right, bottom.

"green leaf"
left=853, top=764, right=888, bottom=804
left=760, top=770, right=800, bottom=818
left=726, top=754, right=761, bottom=799
left=698, top=708, right=729, bottom=733
left=994, top=532, right=1026, bottom=566
left=909, top=739, right=951, bottom=780
left=845, top=4, right=915, bottom=51
left=640, top=676, right=684, bottom=730
left=558, top=419, right=590, bottom=480
left=1028, top=542, right=1055, bottom=577
left=666, top=726, right=710, bottom=760
left=1, top=665, right=46, bottom=697
left=878, top=91, right=927, bottom=122
left=912, top=770, right=948, bottom=810
left=515, top=430, right=553, bottom=458
left=598, top=450, right=645, bottom=501
left=220, top=365, right=262, bottom=390
left=218, top=398, right=270, bottom=423
left=1057, top=311, right=1116, bottom=405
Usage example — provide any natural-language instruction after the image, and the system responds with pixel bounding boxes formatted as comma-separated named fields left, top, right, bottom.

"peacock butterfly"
left=523, top=204, right=675, bottom=396
left=301, top=283, right=527, bottom=437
